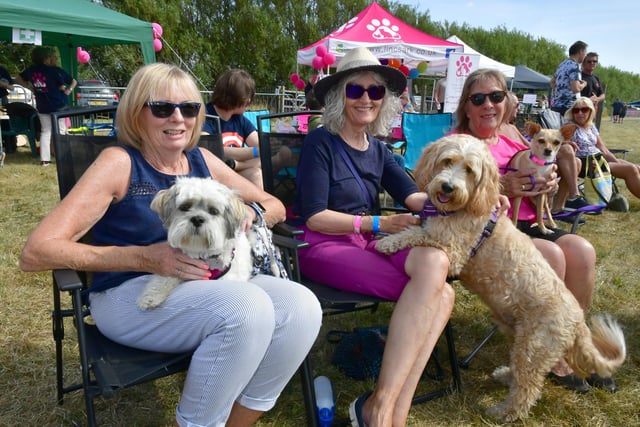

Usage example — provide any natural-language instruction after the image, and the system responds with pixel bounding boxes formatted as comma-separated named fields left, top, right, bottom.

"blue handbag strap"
left=332, top=135, right=375, bottom=210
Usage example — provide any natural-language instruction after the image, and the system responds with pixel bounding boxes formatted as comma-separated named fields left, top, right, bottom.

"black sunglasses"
left=572, top=107, right=591, bottom=115
left=585, top=60, right=598, bottom=64
left=345, top=83, right=386, bottom=101
left=145, top=101, right=201, bottom=118
left=468, top=90, right=507, bottom=106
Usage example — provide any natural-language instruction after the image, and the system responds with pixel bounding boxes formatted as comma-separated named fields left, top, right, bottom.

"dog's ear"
left=150, top=188, right=173, bottom=226
left=466, top=147, right=501, bottom=216
left=223, top=193, right=247, bottom=239
left=560, top=123, right=579, bottom=141
left=525, top=121, right=542, bottom=138
left=414, top=140, right=440, bottom=191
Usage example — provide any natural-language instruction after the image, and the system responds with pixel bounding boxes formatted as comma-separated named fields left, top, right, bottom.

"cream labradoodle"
left=377, top=134, right=626, bottom=422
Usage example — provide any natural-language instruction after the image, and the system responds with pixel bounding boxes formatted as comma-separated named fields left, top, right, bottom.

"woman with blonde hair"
left=566, top=96, right=640, bottom=198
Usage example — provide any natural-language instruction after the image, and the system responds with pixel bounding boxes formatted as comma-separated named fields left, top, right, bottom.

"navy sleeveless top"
left=89, top=146, right=211, bottom=294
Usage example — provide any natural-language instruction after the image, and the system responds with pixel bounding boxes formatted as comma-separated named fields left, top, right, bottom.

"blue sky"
left=396, top=0, right=639, bottom=74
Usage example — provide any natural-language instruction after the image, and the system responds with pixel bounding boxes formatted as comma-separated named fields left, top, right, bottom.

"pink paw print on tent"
left=456, top=56, right=473, bottom=77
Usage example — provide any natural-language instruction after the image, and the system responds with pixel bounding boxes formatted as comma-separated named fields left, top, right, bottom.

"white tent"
left=428, top=35, right=516, bottom=78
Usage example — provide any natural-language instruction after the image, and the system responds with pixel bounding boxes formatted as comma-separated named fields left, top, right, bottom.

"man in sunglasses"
left=580, top=52, right=605, bottom=120
left=551, top=40, right=588, bottom=116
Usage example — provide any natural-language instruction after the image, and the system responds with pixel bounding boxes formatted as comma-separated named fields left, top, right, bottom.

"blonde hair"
left=564, top=96, right=595, bottom=127
left=116, top=63, right=205, bottom=151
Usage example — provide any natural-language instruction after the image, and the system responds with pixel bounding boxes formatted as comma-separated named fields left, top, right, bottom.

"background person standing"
left=551, top=41, right=588, bottom=116
left=17, top=47, right=77, bottom=166
left=581, top=52, right=605, bottom=127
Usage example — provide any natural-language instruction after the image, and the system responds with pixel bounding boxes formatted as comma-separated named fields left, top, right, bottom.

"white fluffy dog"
left=137, top=177, right=253, bottom=310
left=377, top=134, right=626, bottom=422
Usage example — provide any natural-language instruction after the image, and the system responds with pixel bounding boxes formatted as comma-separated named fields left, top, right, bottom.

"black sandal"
left=547, top=372, right=591, bottom=393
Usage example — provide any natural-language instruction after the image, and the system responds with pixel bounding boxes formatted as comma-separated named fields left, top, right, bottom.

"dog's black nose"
left=190, top=216, right=205, bottom=227
left=544, top=148, right=553, bottom=156
left=441, top=182, right=454, bottom=194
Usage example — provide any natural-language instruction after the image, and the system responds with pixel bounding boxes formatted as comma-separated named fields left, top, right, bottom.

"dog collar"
left=209, top=248, right=235, bottom=280
left=529, top=151, right=555, bottom=166
left=417, top=199, right=455, bottom=219
left=470, top=209, right=498, bottom=258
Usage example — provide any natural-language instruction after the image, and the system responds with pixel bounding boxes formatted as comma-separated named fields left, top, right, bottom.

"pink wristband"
left=353, top=215, right=362, bottom=233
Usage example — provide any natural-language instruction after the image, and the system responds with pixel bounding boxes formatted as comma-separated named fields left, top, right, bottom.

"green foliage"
left=3, top=1, right=639, bottom=101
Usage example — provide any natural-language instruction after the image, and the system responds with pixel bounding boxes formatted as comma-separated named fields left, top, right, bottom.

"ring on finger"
left=521, top=184, right=525, bottom=191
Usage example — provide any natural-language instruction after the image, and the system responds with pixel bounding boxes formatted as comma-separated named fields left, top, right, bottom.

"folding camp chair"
left=48, top=106, right=306, bottom=426
left=402, top=112, right=453, bottom=176
left=258, top=111, right=462, bottom=427
left=3, top=101, right=40, bottom=157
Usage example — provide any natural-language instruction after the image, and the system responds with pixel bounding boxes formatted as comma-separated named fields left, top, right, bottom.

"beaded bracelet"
left=253, top=146, right=259, bottom=158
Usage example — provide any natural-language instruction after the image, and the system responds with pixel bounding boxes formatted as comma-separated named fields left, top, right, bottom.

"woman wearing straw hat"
left=294, top=47, right=456, bottom=427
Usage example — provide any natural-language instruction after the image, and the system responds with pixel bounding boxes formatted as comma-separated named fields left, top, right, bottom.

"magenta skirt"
left=297, top=225, right=412, bottom=300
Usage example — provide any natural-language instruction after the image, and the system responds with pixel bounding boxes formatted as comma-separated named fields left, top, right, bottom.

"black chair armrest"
left=272, top=221, right=303, bottom=237
left=53, top=269, right=84, bottom=292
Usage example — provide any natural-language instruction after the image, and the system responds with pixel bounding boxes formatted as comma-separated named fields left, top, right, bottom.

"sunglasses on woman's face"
left=345, top=83, right=386, bottom=101
left=145, top=101, right=201, bottom=118
left=572, top=107, right=591, bottom=115
left=467, top=90, right=507, bottom=106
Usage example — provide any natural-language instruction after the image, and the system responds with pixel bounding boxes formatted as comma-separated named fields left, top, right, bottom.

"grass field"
left=0, top=117, right=638, bottom=426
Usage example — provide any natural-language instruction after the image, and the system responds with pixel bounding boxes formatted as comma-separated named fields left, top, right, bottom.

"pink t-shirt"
left=449, top=131, right=535, bottom=222
left=487, top=135, right=535, bottom=222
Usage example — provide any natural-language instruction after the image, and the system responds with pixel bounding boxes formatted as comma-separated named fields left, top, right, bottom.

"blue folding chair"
left=402, top=113, right=453, bottom=175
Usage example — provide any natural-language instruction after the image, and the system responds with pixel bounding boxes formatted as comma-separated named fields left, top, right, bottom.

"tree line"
left=2, top=0, right=639, bottom=105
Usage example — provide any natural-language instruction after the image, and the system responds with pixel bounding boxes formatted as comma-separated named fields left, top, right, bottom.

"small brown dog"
left=377, top=134, right=626, bottom=422
left=508, top=121, right=577, bottom=234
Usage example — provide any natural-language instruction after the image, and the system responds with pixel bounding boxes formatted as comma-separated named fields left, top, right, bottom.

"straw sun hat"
left=312, top=47, right=407, bottom=105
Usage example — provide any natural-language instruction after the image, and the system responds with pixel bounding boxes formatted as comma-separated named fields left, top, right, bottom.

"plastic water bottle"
left=314, top=376, right=335, bottom=427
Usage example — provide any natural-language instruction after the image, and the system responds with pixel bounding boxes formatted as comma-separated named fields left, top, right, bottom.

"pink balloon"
left=315, top=45, right=328, bottom=57
left=153, top=38, right=163, bottom=52
left=295, top=79, right=306, bottom=90
left=289, top=73, right=300, bottom=83
left=152, top=22, right=163, bottom=39
left=399, top=65, right=410, bottom=76
left=323, top=53, right=336, bottom=66
left=312, top=56, right=325, bottom=70
left=76, top=47, right=90, bottom=63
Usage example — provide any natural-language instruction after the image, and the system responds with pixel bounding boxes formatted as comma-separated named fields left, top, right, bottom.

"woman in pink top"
left=453, top=68, right=616, bottom=393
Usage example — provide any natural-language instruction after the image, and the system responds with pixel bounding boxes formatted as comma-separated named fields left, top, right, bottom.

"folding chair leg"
left=411, top=320, right=462, bottom=405
left=458, top=325, right=498, bottom=369
left=299, top=356, right=319, bottom=427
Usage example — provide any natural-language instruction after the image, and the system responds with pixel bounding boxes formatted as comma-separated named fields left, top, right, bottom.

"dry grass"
left=1, top=118, right=639, bottom=426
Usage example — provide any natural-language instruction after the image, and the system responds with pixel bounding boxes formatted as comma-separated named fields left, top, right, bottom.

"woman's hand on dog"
left=144, top=242, right=212, bottom=280
left=383, top=213, right=421, bottom=234
left=501, top=167, right=558, bottom=198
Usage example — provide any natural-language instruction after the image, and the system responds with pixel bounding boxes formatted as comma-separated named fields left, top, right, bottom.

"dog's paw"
left=492, top=366, right=512, bottom=386
left=486, top=402, right=523, bottom=423
left=137, top=292, right=165, bottom=310
left=376, top=236, right=399, bottom=254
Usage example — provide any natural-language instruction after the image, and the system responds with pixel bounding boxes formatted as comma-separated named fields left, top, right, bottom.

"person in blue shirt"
left=20, top=63, right=321, bottom=427
left=17, top=47, right=77, bottom=166
left=202, top=69, right=290, bottom=188
left=551, top=41, right=588, bottom=116
left=295, top=47, right=456, bottom=427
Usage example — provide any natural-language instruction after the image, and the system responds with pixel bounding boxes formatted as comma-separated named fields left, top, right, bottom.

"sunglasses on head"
left=345, top=83, right=386, bottom=101
left=145, top=101, right=201, bottom=118
left=467, top=90, right=507, bottom=106
left=572, top=107, right=591, bottom=115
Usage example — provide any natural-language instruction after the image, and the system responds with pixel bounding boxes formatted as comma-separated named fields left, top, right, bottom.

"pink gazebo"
left=297, top=2, right=462, bottom=69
